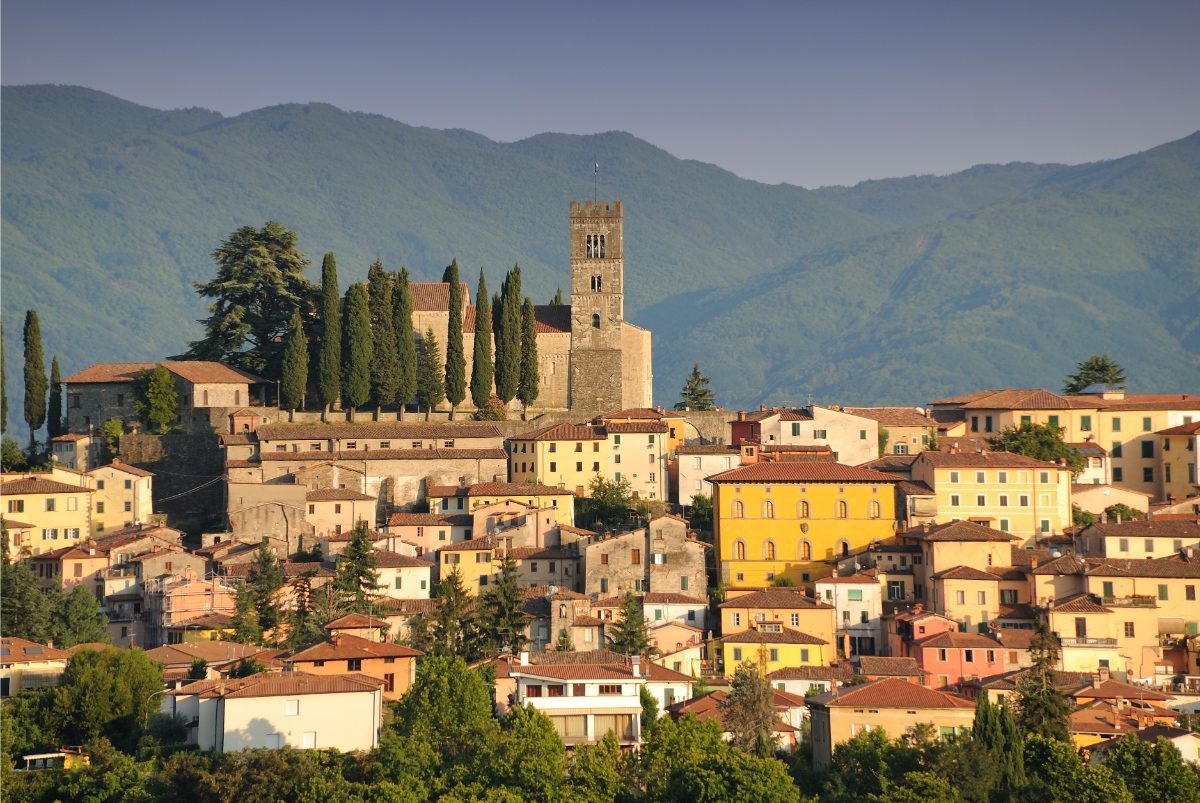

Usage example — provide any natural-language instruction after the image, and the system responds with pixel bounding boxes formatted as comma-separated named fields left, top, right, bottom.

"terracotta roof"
left=305, top=488, right=376, bottom=502
left=1085, top=555, right=1200, bottom=579
left=0, top=637, right=70, bottom=664
left=723, top=627, right=826, bottom=645
left=220, top=432, right=258, bottom=446
left=508, top=546, right=577, bottom=560
left=808, top=677, right=975, bottom=709
left=51, top=432, right=91, bottom=442
left=1067, top=442, right=1107, bottom=457
left=288, top=633, right=421, bottom=662
left=1066, top=677, right=1171, bottom=701
left=818, top=572, right=879, bottom=585
left=916, top=631, right=1002, bottom=649
left=65, top=360, right=266, bottom=385
left=1030, top=553, right=1090, bottom=575
left=906, top=520, right=1018, bottom=543
left=665, top=690, right=798, bottom=733
left=918, top=451, right=1061, bottom=469
left=512, top=660, right=639, bottom=681
left=438, top=535, right=498, bottom=553
left=1079, top=520, right=1200, bottom=539
left=409, top=281, right=469, bottom=311
left=604, top=421, right=669, bottom=434
left=767, top=665, right=854, bottom=681
left=858, top=656, right=924, bottom=677
left=532, top=304, right=572, bottom=334
left=173, top=671, right=385, bottom=699
left=0, top=476, right=91, bottom=495
left=930, top=565, right=1000, bottom=582
left=96, top=460, right=154, bottom=478
left=1090, top=725, right=1197, bottom=752
left=995, top=606, right=1038, bottom=625
left=859, top=453, right=921, bottom=472
left=259, top=447, right=508, bottom=462
left=1158, top=422, right=1200, bottom=436
left=375, top=598, right=439, bottom=615
left=324, top=613, right=391, bottom=630
left=144, top=641, right=273, bottom=667
left=597, top=408, right=670, bottom=421
left=29, top=544, right=104, bottom=561
left=168, top=612, right=234, bottom=630
left=642, top=592, right=707, bottom=605
left=676, top=444, right=739, bottom=456
left=986, top=566, right=1027, bottom=581
left=1, top=518, right=35, bottom=530
left=558, top=524, right=597, bottom=536
left=991, top=628, right=1035, bottom=647
left=1050, top=594, right=1113, bottom=614
left=572, top=615, right=606, bottom=627
left=427, top=481, right=572, bottom=498
left=372, top=549, right=431, bottom=569
left=843, top=407, right=935, bottom=427
left=720, top=588, right=832, bottom=610
left=508, top=422, right=605, bottom=442
left=897, top=480, right=936, bottom=496
left=706, top=462, right=898, bottom=484
left=223, top=561, right=334, bottom=579
left=386, top=512, right=457, bottom=526
left=257, top=422, right=502, bottom=441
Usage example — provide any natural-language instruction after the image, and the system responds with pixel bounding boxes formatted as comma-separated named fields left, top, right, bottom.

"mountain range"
left=2, top=84, right=1198, bottom=429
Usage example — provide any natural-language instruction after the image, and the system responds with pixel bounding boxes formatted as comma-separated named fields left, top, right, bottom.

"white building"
left=816, top=571, right=884, bottom=657
left=166, top=672, right=384, bottom=752
left=371, top=550, right=433, bottom=599
left=675, top=444, right=738, bottom=507
left=643, top=591, right=710, bottom=632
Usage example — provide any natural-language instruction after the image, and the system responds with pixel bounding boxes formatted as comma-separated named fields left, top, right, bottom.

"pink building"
left=143, top=568, right=237, bottom=648
left=887, top=605, right=958, bottom=657
left=913, top=631, right=1006, bottom=690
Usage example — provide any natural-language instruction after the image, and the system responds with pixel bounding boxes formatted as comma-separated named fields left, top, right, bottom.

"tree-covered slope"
left=1, top=84, right=1197, bottom=422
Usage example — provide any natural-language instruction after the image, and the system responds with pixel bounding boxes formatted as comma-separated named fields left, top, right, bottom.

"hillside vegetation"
left=2, top=85, right=1197, bottom=422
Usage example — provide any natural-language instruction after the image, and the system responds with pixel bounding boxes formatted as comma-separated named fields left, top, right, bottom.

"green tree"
left=340, top=283, right=373, bottom=410
left=188, top=658, right=208, bottom=680
left=586, top=474, right=634, bottom=532
left=393, top=267, right=417, bottom=412
left=228, top=657, right=267, bottom=678
left=284, top=569, right=325, bottom=648
left=1099, top=734, right=1200, bottom=802
left=470, top=269, right=494, bottom=411
left=425, top=569, right=482, bottom=660
left=367, top=259, right=400, bottom=411
left=607, top=592, right=653, bottom=657
left=877, top=426, right=890, bottom=458
left=550, top=287, right=564, bottom=306
left=721, top=661, right=777, bottom=756
left=280, top=309, right=308, bottom=411
left=0, top=555, right=53, bottom=640
left=51, top=647, right=165, bottom=752
left=23, top=309, right=46, bottom=451
left=565, top=733, right=624, bottom=802
left=640, top=684, right=660, bottom=734
left=988, top=421, right=1086, bottom=476
left=444, top=260, right=467, bottom=418
left=99, top=418, right=124, bottom=461
left=1023, top=734, right=1134, bottom=803
left=1064, top=354, right=1127, bottom=394
left=131, top=364, right=180, bottom=433
left=51, top=584, right=110, bottom=648
left=335, top=521, right=380, bottom=613
left=494, top=265, right=522, bottom=403
left=553, top=628, right=575, bottom=652
left=416, top=327, right=445, bottom=417
left=1074, top=504, right=1097, bottom=527
left=1014, top=620, right=1072, bottom=741
left=179, top=222, right=315, bottom=378
left=518, top=296, right=539, bottom=419
left=675, top=362, right=716, bottom=411
left=316, top=252, right=342, bottom=411
left=245, top=543, right=286, bottom=635
left=47, top=356, right=65, bottom=439
left=478, top=704, right=566, bottom=802
left=1104, top=502, right=1144, bottom=522
left=230, top=585, right=262, bottom=645
left=1, top=437, right=28, bottom=472
left=479, top=554, right=528, bottom=655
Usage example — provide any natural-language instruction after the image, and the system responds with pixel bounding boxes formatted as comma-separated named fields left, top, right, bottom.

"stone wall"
left=116, top=432, right=224, bottom=525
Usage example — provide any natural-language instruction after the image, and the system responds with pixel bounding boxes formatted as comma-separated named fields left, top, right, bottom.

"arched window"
left=762, top=501, right=775, bottom=519
left=735, top=540, right=746, bottom=560
left=798, top=500, right=810, bottom=518
left=592, top=313, right=601, bottom=329
left=838, top=540, right=849, bottom=558
left=732, top=500, right=744, bottom=518
left=764, top=540, right=776, bottom=560
left=837, top=500, right=848, bottom=519
left=800, top=540, right=812, bottom=561
left=869, top=500, right=881, bottom=519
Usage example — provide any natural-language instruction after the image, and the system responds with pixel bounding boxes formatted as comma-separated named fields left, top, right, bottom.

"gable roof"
left=256, top=421, right=502, bottom=441
left=172, top=671, right=385, bottom=699
left=508, top=422, right=606, bottom=442
left=907, top=520, right=1018, bottom=543
left=858, top=656, right=924, bottom=677
left=372, top=549, right=431, bottom=569
left=916, top=631, right=1002, bottom=649
left=143, top=641, right=273, bottom=667
left=287, top=633, right=421, bottom=662
left=719, top=588, right=832, bottom=610
left=65, top=361, right=264, bottom=385
left=930, top=565, right=1001, bottom=582
left=808, top=677, right=975, bottom=709
left=94, top=460, right=154, bottom=478
left=324, top=613, right=391, bottom=630
left=722, top=627, right=826, bottom=645
left=1158, top=422, right=1200, bottom=437
left=642, top=592, right=707, bottom=605
left=1065, top=677, right=1171, bottom=701
left=427, top=481, right=573, bottom=498
left=1051, top=594, right=1113, bottom=614
left=305, top=488, right=376, bottom=502
left=0, top=637, right=70, bottom=664
left=842, top=407, right=935, bottom=427
left=706, top=462, right=898, bottom=484
left=1079, top=519, right=1200, bottom=539
left=917, top=451, right=1061, bottom=469
left=0, top=476, right=91, bottom=495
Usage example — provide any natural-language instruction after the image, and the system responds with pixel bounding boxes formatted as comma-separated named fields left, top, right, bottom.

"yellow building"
left=88, top=460, right=154, bottom=534
left=437, top=536, right=499, bottom=595
left=722, top=624, right=829, bottom=677
left=509, top=422, right=609, bottom=498
left=0, top=474, right=93, bottom=554
left=709, top=462, right=898, bottom=589
left=718, top=587, right=837, bottom=648
left=843, top=407, right=939, bottom=456
left=910, top=450, right=1072, bottom=539
left=596, top=407, right=688, bottom=459
left=427, top=480, right=577, bottom=527
left=1157, top=421, right=1199, bottom=504
left=928, top=388, right=1200, bottom=499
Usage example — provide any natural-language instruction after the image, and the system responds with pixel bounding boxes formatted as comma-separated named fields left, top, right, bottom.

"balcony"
left=1101, top=595, right=1157, bottom=608
left=1059, top=637, right=1118, bottom=648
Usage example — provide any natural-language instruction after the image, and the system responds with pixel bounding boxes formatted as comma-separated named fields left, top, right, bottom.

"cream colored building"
left=676, top=444, right=738, bottom=507
left=88, top=461, right=154, bottom=534
left=509, top=421, right=667, bottom=501
left=427, top=481, right=577, bottom=526
left=1157, top=421, right=1199, bottom=504
left=305, top=489, right=378, bottom=536
left=843, top=407, right=939, bottom=456
left=731, top=405, right=879, bottom=465
left=0, top=637, right=70, bottom=697
left=1, top=474, right=93, bottom=554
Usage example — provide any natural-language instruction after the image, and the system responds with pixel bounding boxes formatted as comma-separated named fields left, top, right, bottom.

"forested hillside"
left=2, top=85, right=1197, bottom=423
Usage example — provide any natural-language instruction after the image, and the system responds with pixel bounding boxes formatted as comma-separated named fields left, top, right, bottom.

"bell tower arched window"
left=590, top=274, right=603, bottom=291
left=586, top=234, right=607, bottom=258
left=591, top=313, right=601, bottom=329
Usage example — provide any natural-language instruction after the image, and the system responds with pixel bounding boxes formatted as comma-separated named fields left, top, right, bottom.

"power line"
left=155, top=475, right=224, bottom=504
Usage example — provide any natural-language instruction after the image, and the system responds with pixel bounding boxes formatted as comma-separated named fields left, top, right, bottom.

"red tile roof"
left=907, top=520, right=1018, bottom=543
left=306, top=488, right=376, bottom=502
left=65, top=361, right=265, bottom=385
left=808, top=677, right=975, bottom=709
left=1066, top=678, right=1171, bottom=701
left=0, top=475, right=92, bottom=495
left=706, top=462, right=898, bottom=484
left=720, top=588, right=832, bottom=610
left=427, top=481, right=573, bottom=498
left=604, top=421, right=669, bottom=434
left=287, top=633, right=421, bottom=662
left=858, top=656, right=924, bottom=676
left=917, top=451, right=1062, bottom=469
left=386, top=512, right=457, bottom=526
left=257, top=422, right=502, bottom=440
left=1158, top=422, right=1200, bottom=436
left=676, top=444, right=739, bottom=456
left=916, top=631, right=1002, bottom=649
left=373, top=549, right=431, bottom=569
left=409, top=282, right=469, bottom=311
left=1080, top=520, right=1200, bottom=539
left=0, top=637, right=70, bottom=663
left=259, top=447, right=507, bottom=462
left=767, top=665, right=855, bottom=681
left=642, top=592, right=707, bottom=605
left=1050, top=594, right=1113, bottom=614
left=508, top=422, right=606, bottom=442
left=723, top=627, right=826, bottom=645
left=843, top=407, right=936, bottom=427
left=930, top=565, right=1001, bottom=582
left=173, top=671, right=386, bottom=699
left=324, top=613, right=391, bottom=630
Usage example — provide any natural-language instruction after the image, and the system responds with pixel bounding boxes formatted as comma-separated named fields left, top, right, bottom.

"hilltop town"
left=3, top=200, right=1200, bottom=799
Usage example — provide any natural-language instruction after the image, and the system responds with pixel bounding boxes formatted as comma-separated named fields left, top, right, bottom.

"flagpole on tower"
left=594, top=158, right=598, bottom=204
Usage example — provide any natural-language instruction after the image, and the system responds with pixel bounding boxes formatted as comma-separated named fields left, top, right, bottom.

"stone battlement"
left=570, top=200, right=622, bottom=218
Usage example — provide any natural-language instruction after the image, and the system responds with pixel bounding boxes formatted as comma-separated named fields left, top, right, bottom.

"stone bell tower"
left=568, top=200, right=625, bottom=411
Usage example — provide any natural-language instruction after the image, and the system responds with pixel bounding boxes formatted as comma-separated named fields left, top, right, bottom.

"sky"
left=3, top=0, right=1199, bottom=187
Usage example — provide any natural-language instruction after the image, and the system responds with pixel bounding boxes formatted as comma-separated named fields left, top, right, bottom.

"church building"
left=410, top=200, right=652, bottom=413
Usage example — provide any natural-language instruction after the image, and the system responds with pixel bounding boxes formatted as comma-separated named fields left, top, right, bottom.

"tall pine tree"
left=479, top=555, right=528, bottom=655
left=316, top=252, right=341, bottom=412
left=336, top=521, right=380, bottom=614
left=518, top=296, right=539, bottom=419
left=393, top=268, right=417, bottom=414
left=470, top=269, right=494, bottom=411
left=280, top=309, right=308, bottom=411
left=47, top=356, right=64, bottom=439
left=416, top=327, right=445, bottom=418
left=494, top=265, right=522, bottom=403
left=367, top=260, right=399, bottom=411
left=22, top=310, right=46, bottom=452
left=341, top=284, right=373, bottom=410
left=444, top=261, right=467, bottom=418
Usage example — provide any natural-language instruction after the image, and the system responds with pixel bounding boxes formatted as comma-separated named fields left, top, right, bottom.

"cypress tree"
left=416, top=327, right=445, bottom=418
left=47, top=356, right=64, bottom=439
left=393, top=268, right=417, bottom=413
left=316, top=253, right=341, bottom=412
left=494, top=265, right=522, bottom=403
left=22, top=310, right=46, bottom=451
left=280, top=309, right=308, bottom=411
left=341, top=284, right=372, bottom=410
left=550, top=288, right=564, bottom=305
left=367, top=260, right=399, bottom=410
left=470, top=269, right=494, bottom=411
left=444, top=260, right=466, bottom=418
left=518, top=296, right=539, bottom=418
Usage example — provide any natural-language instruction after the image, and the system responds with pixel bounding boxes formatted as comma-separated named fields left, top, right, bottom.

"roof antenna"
left=594, top=158, right=599, bottom=204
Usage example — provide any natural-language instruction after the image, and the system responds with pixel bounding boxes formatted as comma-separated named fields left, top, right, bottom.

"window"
left=762, top=501, right=774, bottom=518
left=732, top=648, right=743, bottom=662
left=956, top=591, right=965, bottom=605
left=45, top=499, right=56, bottom=512
left=999, top=495, right=1008, bottom=507
left=1113, top=467, right=1124, bottom=482
left=950, top=494, right=960, bottom=507
left=576, top=462, right=583, bottom=472
left=1019, top=494, right=1029, bottom=507
left=836, top=500, right=848, bottom=518
left=813, top=429, right=827, bottom=439
left=869, top=500, right=881, bottom=519
left=600, top=578, right=608, bottom=593
left=859, top=430, right=867, bottom=440
left=600, top=553, right=609, bottom=565
left=965, top=649, right=974, bottom=663
left=735, top=541, right=746, bottom=560
left=681, top=576, right=689, bottom=591
left=1111, top=441, right=1123, bottom=458
left=285, top=700, right=300, bottom=716
left=591, top=314, right=601, bottom=329
left=977, top=591, right=986, bottom=604
left=999, top=519, right=1009, bottom=532
left=976, top=471, right=986, bottom=483
left=123, top=502, right=131, bottom=512
left=7, top=500, right=23, bottom=514
left=1143, top=467, right=1154, bottom=483
left=976, top=495, right=986, bottom=506
left=595, top=463, right=601, bottom=472
left=1158, top=584, right=1169, bottom=601
left=1187, top=585, right=1196, bottom=601
left=985, top=416, right=993, bottom=433
left=971, top=416, right=979, bottom=433
left=1000, top=589, right=1017, bottom=605
left=549, top=462, right=556, bottom=472
left=732, top=500, right=744, bottom=518
left=1040, top=519, right=1051, bottom=533
left=800, top=541, right=812, bottom=560
left=950, top=471, right=959, bottom=483
left=894, top=444, right=909, bottom=454
left=1075, top=617, right=1087, bottom=638
left=986, top=650, right=995, bottom=663
left=764, top=541, right=776, bottom=560
left=1124, top=622, right=1135, bottom=638
left=1142, top=440, right=1154, bottom=458
left=790, top=613, right=800, bottom=627
left=798, top=500, right=810, bottom=518
left=1081, top=415, right=1092, bottom=432
left=1143, top=417, right=1153, bottom=432
left=1048, top=415, right=1060, bottom=427
left=733, top=613, right=742, bottom=626
left=526, top=684, right=543, bottom=698
left=938, top=648, right=948, bottom=661
left=792, top=422, right=801, bottom=437
left=1145, top=539, right=1155, bottom=553
left=848, top=589, right=863, bottom=601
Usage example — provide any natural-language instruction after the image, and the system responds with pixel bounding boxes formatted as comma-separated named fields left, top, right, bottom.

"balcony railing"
left=1060, top=637, right=1118, bottom=647
left=1102, top=595, right=1157, bottom=608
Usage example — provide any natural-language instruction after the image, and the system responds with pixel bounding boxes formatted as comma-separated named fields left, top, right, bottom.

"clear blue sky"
left=3, top=0, right=1198, bottom=187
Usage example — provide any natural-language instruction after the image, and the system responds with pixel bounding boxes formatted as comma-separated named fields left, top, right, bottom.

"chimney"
left=631, top=655, right=641, bottom=677
left=737, top=411, right=747, bottom=422
left=519, top=650, right=530, bottom=667
left=759, top=403, right=767, bottom=413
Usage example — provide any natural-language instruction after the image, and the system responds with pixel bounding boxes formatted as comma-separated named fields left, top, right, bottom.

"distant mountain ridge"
left=2, top=84, right=1197, bottom=427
